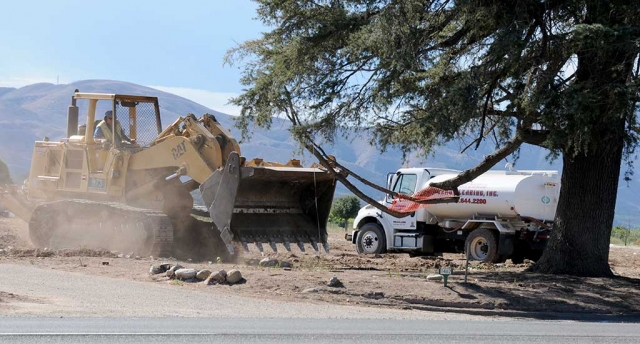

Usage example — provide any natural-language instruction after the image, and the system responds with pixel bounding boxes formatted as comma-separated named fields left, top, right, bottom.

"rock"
left=134, top=256, right=141, bottom=260
left=159, top=263, right=172, bottom=271
left=523, top=259, right=534, bottom=264
left=0, top=249, right=5, bottom=254
left=149, top=265, right=161, bottom=275
left=259, top=257, right=279, bottom=267
left=187, top=258, right=193, bottom=262
left=196, top=269, right=212, bottom=280
left=302, top=287, right=320, bottom=293
left=125, top=254, right=131, bottom=259
left=327, top=276, right=344, bottom=288
left=205, top=269, right=227, bottom=285
left=117, top=254, right=124, bottom=258
left=495, top=263, right=505, bottom=267
left=175, top=268, right=197, bottom=280
left=426, top=274, right=443, bottom=281
left=149, top=265, right=167, bottom=275
left=165, top=264, right=183, bottom=278
left=362, top=291, right=385, bottom=299
left=226, top=269, right=242, bottom=284
left=279, top=261, right=292, bottom=268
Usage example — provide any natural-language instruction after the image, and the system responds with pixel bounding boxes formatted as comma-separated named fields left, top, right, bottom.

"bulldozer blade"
left=199, top=151, right=241, bottom=255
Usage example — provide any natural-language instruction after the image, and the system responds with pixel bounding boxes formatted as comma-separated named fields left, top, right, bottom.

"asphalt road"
left=2, top=263, right=640, bottom=343
left=0, top=317, right=639, bottom=343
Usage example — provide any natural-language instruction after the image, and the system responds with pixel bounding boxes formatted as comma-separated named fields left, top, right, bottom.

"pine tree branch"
left=302, top=136, right=457, bottom=218
left=430, top=133, right=525, bottom=192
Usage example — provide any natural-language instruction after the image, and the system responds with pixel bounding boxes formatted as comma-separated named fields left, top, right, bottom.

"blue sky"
left=0, top=0, right=266, bottom=115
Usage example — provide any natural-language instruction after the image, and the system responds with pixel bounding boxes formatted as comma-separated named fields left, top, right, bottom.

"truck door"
left=384, top=173, right=418, bottom=231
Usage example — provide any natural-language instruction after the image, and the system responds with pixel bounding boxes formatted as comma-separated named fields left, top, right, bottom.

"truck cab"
left=349, top=167, right=560, bottom=263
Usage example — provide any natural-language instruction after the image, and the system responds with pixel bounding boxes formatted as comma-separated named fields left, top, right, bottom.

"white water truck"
left=348, top=166, right=560, bottom=263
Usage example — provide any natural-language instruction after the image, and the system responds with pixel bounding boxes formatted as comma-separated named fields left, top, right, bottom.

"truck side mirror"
left=385, top=172, right=394, bottom=203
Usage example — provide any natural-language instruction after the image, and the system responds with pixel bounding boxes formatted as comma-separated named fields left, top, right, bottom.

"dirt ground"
left=2, top=216, right=640, bottom=317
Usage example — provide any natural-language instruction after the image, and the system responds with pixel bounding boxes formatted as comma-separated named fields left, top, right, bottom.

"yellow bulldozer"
left=0, top=91, right=336, bottom=259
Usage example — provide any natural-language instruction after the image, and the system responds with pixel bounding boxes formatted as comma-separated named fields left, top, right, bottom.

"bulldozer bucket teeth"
left=200, top=152, right=336, bottom=254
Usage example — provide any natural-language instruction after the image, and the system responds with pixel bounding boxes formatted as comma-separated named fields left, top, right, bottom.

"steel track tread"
left=29, top=199, right=173, bottom=257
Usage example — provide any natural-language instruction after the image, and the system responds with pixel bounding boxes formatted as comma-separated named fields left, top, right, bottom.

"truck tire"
left=465, top=228, right=500, bottom=263
left=356, top=223, right=386, bottom=254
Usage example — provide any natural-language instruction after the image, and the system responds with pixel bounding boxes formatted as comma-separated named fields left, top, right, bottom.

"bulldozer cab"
left=76, top=93, right=162, bottom=149
left=26, top=92, right=163, bottom=201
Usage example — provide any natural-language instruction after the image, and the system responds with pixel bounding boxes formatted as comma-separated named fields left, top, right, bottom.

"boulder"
left=175, top=268, right=197, bottom=280
left=226, top=269, right=243, bottom=284
left=165, top=264, right=184, bottom=278
left=149, top=265, right=164, bottom=275
left=259, top=257, right=279, bottom=267
left=205, top=270, right=227, bottom=285
left=196, top=269, right=212, bottom=280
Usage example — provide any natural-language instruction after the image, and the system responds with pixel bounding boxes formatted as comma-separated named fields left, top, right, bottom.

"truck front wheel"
left=465, top=228, right=500, bottom=263
left=356, top=223, right=387, bottom=254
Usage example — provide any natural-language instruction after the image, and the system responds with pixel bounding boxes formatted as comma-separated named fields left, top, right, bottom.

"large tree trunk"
left=529, top=1, right=636, bottom=277
left=529, top=138, right=624, bottom=277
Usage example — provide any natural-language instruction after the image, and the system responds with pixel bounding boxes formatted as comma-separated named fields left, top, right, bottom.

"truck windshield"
left=392, top=174, right=417, bottom=196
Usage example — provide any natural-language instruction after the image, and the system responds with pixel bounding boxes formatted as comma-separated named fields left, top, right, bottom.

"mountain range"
left=1, top=80, right=638, bottom=227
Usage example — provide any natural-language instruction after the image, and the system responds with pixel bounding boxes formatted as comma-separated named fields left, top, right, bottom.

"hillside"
left=0, top=80, right=638, bottom=226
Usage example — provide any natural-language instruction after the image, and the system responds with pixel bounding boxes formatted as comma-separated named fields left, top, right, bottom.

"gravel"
left=0, top=263, right=472, bottom=319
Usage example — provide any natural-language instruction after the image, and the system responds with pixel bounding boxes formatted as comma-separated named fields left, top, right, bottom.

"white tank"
left=424, top=170, right=560, bottom=222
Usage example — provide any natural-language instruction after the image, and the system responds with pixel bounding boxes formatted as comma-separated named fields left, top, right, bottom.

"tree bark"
left=529, top=134, right=624, bottom=277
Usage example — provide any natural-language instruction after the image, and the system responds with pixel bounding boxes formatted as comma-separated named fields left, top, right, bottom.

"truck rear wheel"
left=465, top=228, right=500, bottom=263
left=356, top=223, right=386, bottom=254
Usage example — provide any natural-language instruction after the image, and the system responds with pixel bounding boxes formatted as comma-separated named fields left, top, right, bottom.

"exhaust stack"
left=66, top=89, right=79, bottom=138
